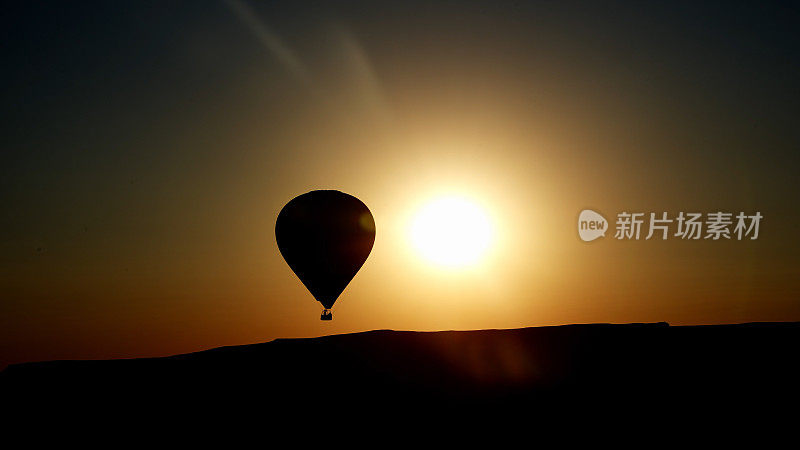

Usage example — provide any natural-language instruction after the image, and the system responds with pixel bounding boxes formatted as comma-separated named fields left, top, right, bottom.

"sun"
left=409, top=196, right=493, bottom=267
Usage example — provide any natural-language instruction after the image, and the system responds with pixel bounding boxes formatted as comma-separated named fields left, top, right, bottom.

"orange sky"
left=2, top=1, right=799, bottom=368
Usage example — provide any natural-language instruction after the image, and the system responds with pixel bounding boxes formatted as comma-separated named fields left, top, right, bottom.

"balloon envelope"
left=275, top=190, right=375, bottom=310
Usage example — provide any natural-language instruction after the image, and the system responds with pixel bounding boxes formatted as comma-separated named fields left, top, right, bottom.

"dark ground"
left=3, top=322, right=799, bottom=425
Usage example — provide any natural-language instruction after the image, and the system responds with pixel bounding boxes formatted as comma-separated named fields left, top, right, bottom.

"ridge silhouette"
left=3, top=322, right=799, bottom=414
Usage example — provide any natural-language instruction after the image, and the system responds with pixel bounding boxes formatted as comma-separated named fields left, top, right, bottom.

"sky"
left=2, top=0, right=799, bottom=368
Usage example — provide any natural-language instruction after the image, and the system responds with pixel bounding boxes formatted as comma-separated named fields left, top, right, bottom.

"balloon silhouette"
left=275, top=190, right=375, bottom=320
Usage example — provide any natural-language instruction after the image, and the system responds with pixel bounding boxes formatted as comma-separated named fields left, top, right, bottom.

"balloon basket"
left=321, top=309, right=332, bottom=321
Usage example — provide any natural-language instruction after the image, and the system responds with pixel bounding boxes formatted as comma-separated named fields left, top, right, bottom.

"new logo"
left=578, top=209, right=608, bottom=242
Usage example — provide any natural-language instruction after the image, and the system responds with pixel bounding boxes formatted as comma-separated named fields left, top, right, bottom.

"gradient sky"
left=2, top=0, right=799, bottom=368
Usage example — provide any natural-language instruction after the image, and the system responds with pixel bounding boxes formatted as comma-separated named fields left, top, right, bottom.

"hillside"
left=3, top=322, right=799, bottom=414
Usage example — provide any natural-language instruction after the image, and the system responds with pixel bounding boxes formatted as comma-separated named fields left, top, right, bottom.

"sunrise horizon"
left=2, top=1, right=799, bottom=414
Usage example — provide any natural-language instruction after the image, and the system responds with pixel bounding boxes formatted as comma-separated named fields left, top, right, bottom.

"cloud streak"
left=224, top=0, right=312, bottom=84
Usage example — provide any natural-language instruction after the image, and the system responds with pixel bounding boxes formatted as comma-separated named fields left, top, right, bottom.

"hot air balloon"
left=275, top=190, right=375, bottom=320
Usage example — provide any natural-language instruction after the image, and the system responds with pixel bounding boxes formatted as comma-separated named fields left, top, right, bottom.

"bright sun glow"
left=410, top=196, right=493, bottom=267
